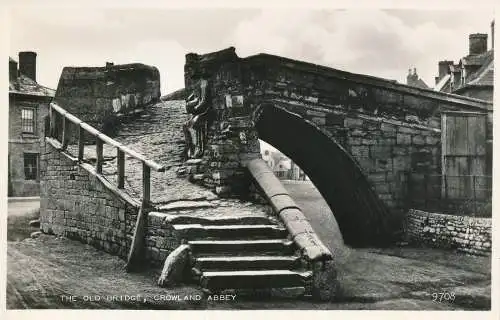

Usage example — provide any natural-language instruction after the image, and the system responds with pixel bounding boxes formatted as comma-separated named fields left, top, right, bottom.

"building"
left=434, top=21, right=494, bottom=102
left=9, top=52, right=55, bottom=196
left=261, top=147, right=308, bottom=180
left=406, top=68, right=430, bottom=89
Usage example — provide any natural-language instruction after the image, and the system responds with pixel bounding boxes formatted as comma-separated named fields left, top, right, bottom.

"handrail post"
left=78, top=126, right=85, bottom=161
left=50, top=106, right=56, bottom=137
left=61, top=116, right=68, bottom=150
left=96, top=138, right=103, bottom=174
left=142, top=162, right=150, bottom=205
left=117, top=149, right=125, bottom=189
left=49, top=104, right=53, bottom=137
left=424, top=173, right=428, bottom=210
left=473, top=175, right=477, bottom=217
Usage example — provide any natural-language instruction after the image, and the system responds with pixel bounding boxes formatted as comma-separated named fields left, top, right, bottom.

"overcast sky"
left=8, top=7, right=495, bottom=94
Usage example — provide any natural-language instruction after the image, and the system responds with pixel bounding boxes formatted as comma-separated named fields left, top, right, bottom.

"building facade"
left=261, top=146, right=308, bottom=181
left=434, top=21, right=494, bottom=102
left=9, top=52, right=55, bottom=197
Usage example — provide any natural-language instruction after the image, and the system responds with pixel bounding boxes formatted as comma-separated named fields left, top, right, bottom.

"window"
left=21, top=108, right=35, bottom=133
left=24, top=153, right=38, bottom=180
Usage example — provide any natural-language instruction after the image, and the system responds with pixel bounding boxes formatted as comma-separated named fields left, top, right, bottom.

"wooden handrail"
left=49, top=102, right=164, bottom=205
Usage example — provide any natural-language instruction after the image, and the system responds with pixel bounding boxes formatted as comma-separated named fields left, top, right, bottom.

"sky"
left=8, top=7, right=495, bottom=95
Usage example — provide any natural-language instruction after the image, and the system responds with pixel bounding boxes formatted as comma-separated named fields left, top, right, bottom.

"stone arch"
left=253, top=102, right=394, bottom=247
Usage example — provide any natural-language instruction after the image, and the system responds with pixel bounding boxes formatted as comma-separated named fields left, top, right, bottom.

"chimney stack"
left=9, top=58, right=18, bottom=82
left=106, top=62, right=114, bottom=68
left=469, top=33, right=488, bottom=55
left=438, top=60, right=453, bottom=79
left=18, top=51, right=37, bottom=82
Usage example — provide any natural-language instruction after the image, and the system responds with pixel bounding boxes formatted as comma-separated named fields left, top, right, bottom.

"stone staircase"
left=172, top=218, right=313, bottom=296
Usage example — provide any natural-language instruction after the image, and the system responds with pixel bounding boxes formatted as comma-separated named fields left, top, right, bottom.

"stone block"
left=157, top=244, right=191, bottom=287
left=294, top=232, right=332, bottom=261
left=412, top=135, right=426, bottom=145
left=370, top=145, right=391, bottom=159
left=269, top=194, right=300, bottom=214
left=344, top=117, right=363, bottom=128
left=351, top=146, right=369, bottom=158
left=311, top=260, right=338, bottom=301
left=279, top=208, right=307, bottom=223
left=285, top=219, right=315, bottom=236
left=396, top=133, right=411, bottom=145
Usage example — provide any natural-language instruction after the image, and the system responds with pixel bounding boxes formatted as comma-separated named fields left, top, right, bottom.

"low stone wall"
left=405, top=209, right=491, bottom=256
left=40, top=137, right=140, bottom=259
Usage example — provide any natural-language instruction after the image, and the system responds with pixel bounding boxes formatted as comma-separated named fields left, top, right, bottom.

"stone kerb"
left=246, top=158, right=332, bottom=262
left=246, top=158, right=337, bottom=300
left=405, top=209, right=491, bottom=256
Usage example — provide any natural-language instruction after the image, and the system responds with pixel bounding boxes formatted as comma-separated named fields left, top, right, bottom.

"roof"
left=411, top=78, right=429, bottom=89
left=454, top=50, right=494, bottom=92
left=9, top=74, right=56, bottom=97
left=434, top=74, right=451, bottom=92
left=460, top=50, right=493, bottom=66
left=465, top=55, right=494, bottom=87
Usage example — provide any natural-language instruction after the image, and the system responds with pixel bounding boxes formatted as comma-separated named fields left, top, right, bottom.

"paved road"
left=7, top=198, right=41, bottom=242
left=281, top=180, right=347, bottom=261
left=8, top=198, right=40, bottom=217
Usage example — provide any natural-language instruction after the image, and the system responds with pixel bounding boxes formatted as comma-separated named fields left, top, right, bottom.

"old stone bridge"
left=182, top=47, right=491, bottom=244
left=40, top=47, right=492, bottom=299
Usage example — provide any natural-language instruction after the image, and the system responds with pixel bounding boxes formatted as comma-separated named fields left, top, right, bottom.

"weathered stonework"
left=54, top=63, right=161, bottom=137
left=181, top=47, right=491, bottom=247
left=405, top=209, right=491, bottom=256
left=40, top=138, right=140, bottom=259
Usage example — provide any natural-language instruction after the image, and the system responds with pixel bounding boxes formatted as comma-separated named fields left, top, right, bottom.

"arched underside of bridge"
left=254, top=103, right=394, bottom=247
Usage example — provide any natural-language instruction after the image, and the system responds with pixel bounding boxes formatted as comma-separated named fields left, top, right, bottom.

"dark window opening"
left=24, top=153, right=38, bottom=180
left=22, top=108, right=35, bottom=133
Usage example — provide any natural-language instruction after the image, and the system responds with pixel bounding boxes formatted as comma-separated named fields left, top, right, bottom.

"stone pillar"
left=182, top=48, right=260, bottom=196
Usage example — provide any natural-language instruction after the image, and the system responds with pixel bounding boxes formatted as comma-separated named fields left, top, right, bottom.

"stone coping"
left=246, top=158, right=333, bottom=262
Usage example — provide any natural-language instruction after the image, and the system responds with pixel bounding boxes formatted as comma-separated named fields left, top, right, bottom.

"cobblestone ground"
left=65, top=101, right=268, bottom=218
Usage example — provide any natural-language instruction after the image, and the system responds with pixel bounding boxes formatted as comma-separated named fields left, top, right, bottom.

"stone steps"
left=200, top=270, right=312, bottom=291
left=155, top=214, right=275, bottom=226
left=188, top=239, right=295, bottom=255
left=184, top=221, right=311, bottom=297
left=194, top=255, right=300, bottom=271
left=174, top=224, right=287, bottom=240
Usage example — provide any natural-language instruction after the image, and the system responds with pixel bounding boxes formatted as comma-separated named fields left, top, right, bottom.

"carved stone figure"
left=183, top=78, right=212, bottom=159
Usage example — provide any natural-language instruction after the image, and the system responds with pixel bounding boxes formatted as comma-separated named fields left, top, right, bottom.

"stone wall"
left=181, top=48, right=491, bottom=246
left=54, top=63, right=161, bottom=135
left=405, top=209, right=491, bottom=256
left=183, top=48, right=490, bottom=204
left=40, top=137, right=140, bottom=259
left=145, top=212, right=185, bottom=267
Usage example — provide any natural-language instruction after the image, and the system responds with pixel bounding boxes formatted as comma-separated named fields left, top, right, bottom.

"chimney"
left=9, top=58, right=18, bottom=82
left=406, top=68, right=413, bottom=84
left=438, top=60, right=453, bottom=79
left=106, top=62, right=114, bottom=68
left=492, top=20, right=495, bottom=49
left=469, top=33, right=488, bottom=55
left=18, top=51, right=37, bottom=82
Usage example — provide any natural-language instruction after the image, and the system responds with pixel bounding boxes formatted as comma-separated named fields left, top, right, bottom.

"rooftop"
left=9, top=74, right=56, bottom=97
left=9, top=56, right=55, bottom=97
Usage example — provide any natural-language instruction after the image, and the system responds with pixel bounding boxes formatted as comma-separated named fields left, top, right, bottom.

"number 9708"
left=432, top=292, right=456, bottom=303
